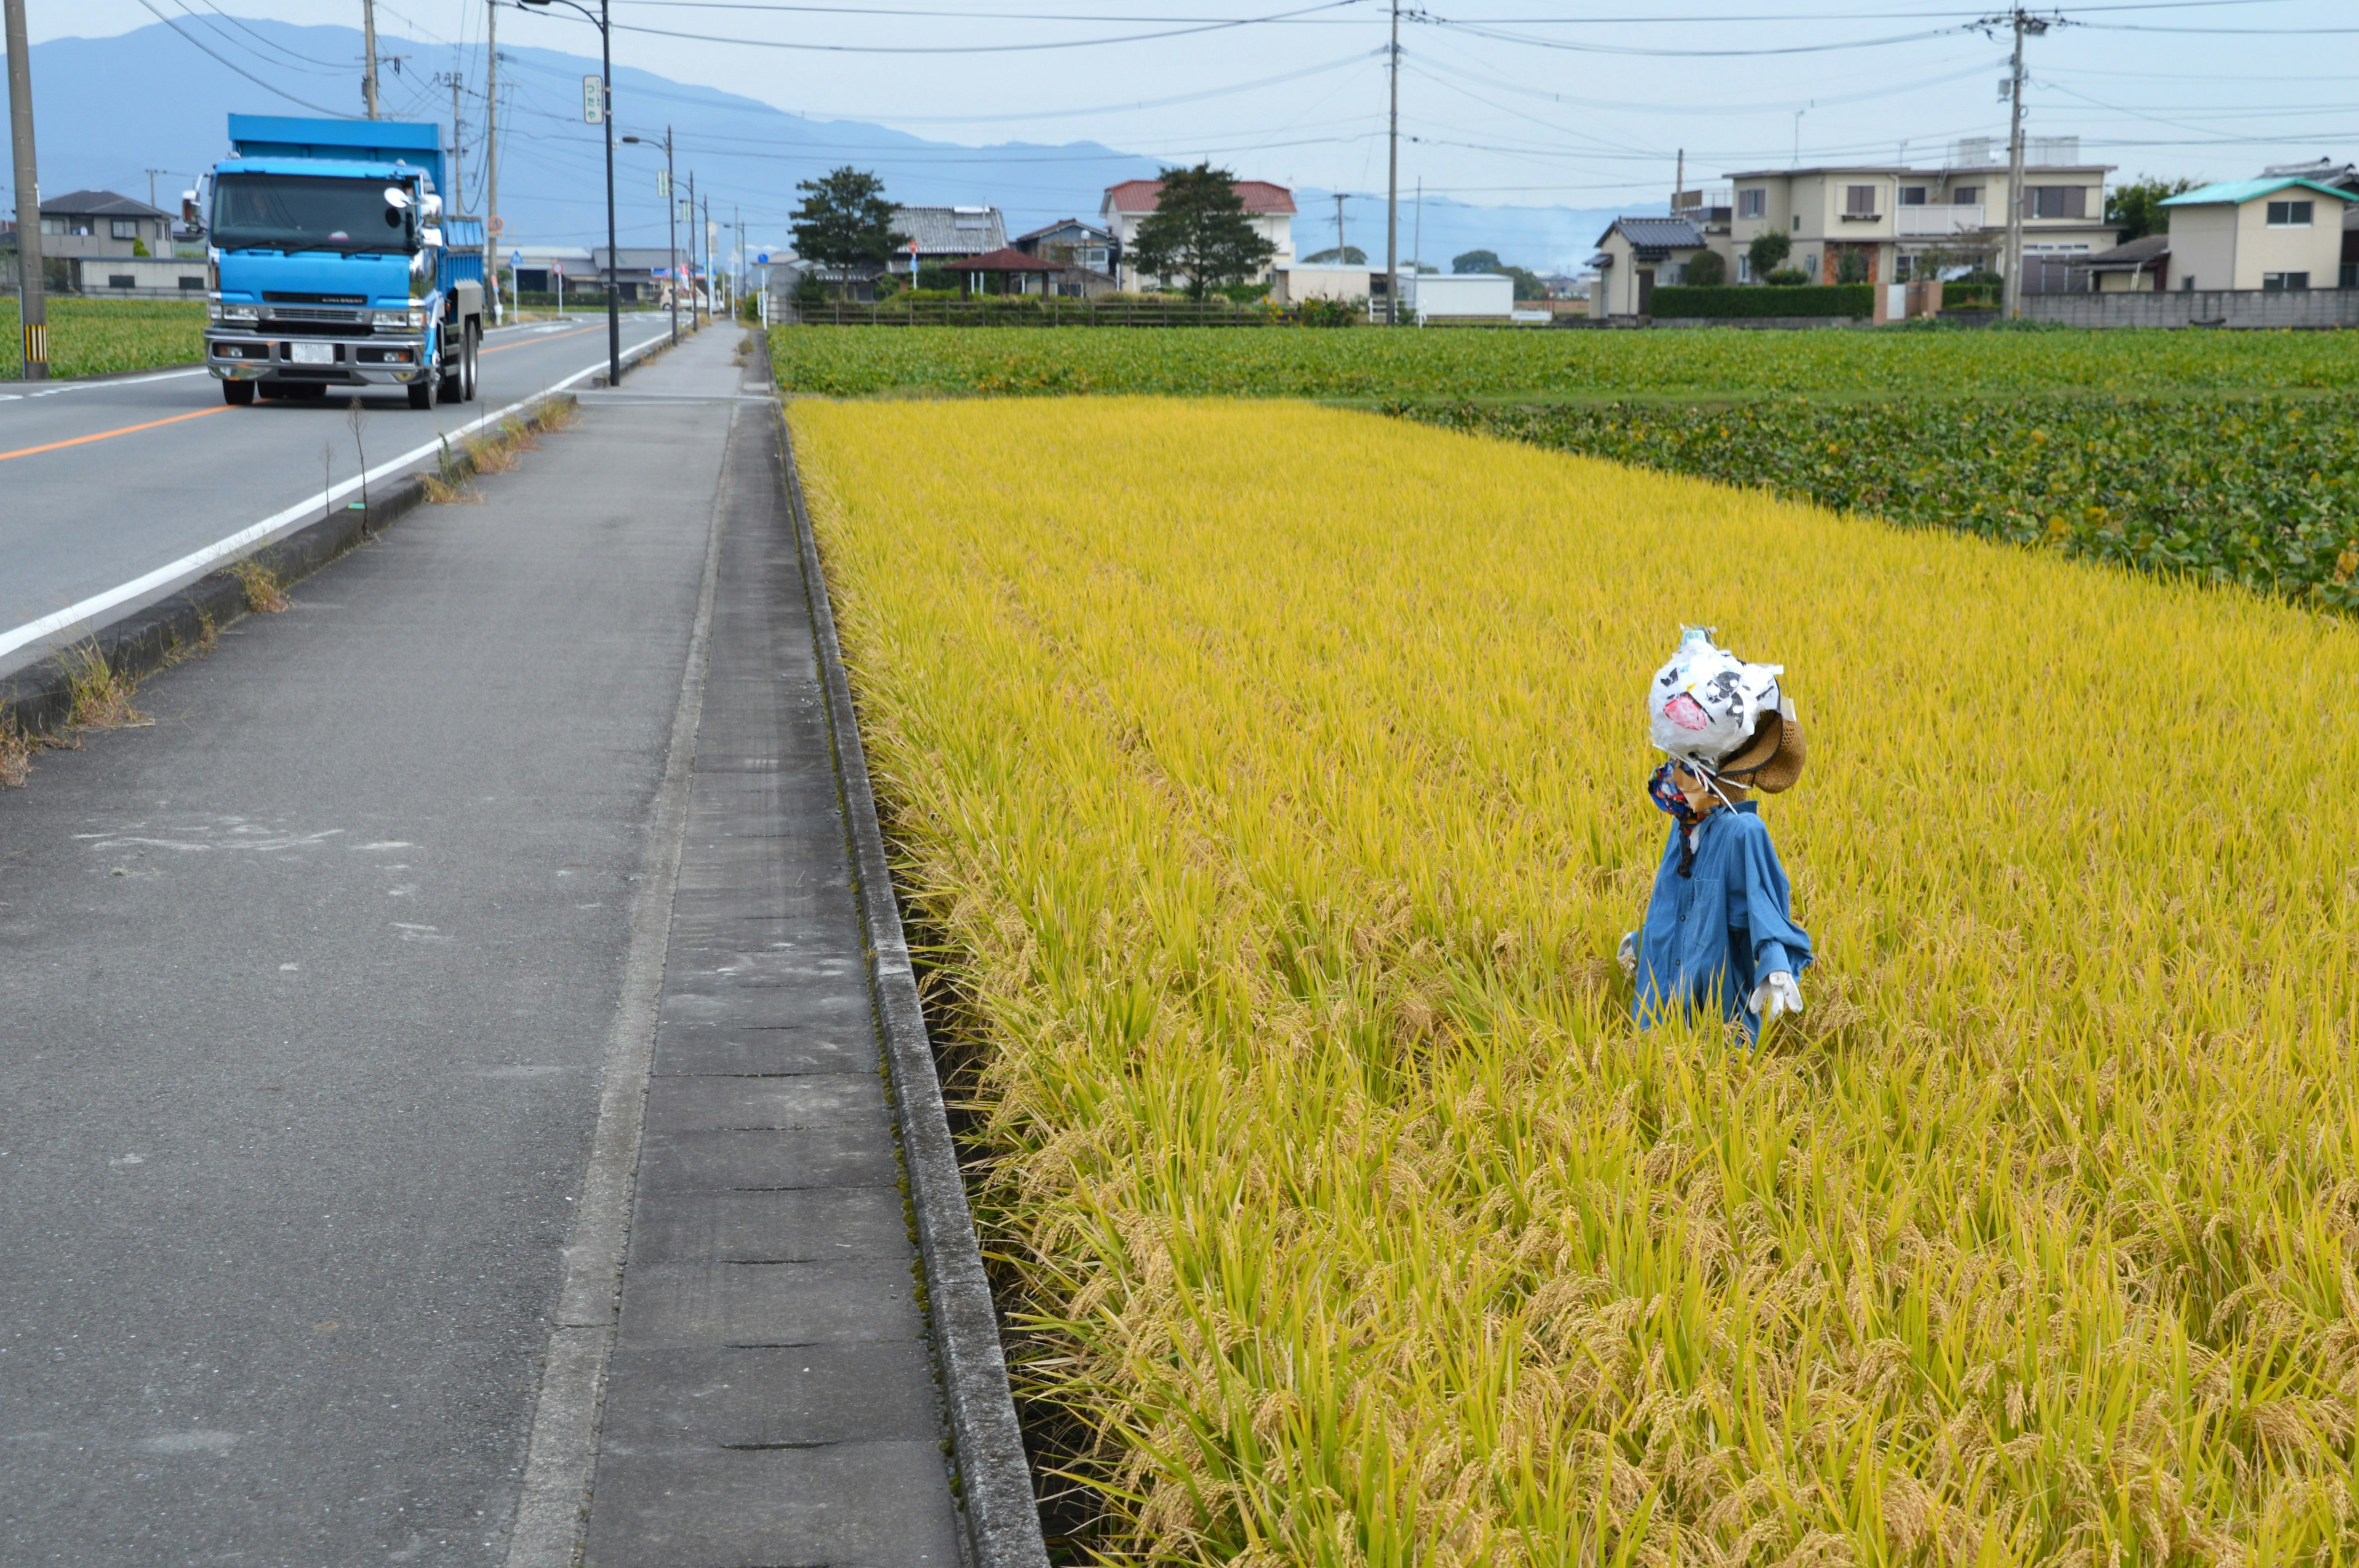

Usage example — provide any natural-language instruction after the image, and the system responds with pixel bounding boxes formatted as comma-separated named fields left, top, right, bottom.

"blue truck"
left=202, top=115, right=485, bottom=410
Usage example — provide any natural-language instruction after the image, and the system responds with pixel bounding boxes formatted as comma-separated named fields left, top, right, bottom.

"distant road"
left=0, top=315, right=677, bottom=679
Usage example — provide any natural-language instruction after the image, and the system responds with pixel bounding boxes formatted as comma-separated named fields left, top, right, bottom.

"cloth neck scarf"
left=1648, top=762, right=1708, bottom=878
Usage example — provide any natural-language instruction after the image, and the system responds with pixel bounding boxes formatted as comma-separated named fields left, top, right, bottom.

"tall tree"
left=2107, top=176, right=2196, bottom=244
left=1452, top=248, right=1503, bottom=274
left=1129, top=164, right=1277, bottom=301
left=790, top=167, right=906, bottom=295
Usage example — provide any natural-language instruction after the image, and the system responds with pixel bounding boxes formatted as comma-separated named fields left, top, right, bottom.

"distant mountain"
left=2, top=19, right=1644, bottom=271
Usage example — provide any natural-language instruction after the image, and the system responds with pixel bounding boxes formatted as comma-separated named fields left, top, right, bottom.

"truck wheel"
left=437, top=338, right=464, bottom=404
left=224, top=380, right=255, bottom=407
left=460, top=322, right=480, bottom=402
left=409, top=374, right=434, bottom=411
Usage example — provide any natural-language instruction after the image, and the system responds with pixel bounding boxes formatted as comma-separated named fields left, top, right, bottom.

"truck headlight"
left=210, top=300, right=259, bottom=324
left=370, top=307, right=426, bottom=330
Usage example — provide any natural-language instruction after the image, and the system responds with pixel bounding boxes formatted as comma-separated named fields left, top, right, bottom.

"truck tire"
left=460, top=322, right=480, bottom=402
left=409, top=373, right=434, bottom=411
left=437, top=331, right=466, bottom=405
left=223, top=380, right=255, bottom=407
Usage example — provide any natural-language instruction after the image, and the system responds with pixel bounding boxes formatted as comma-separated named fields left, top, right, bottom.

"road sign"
left=488, top=215, right=505, bottom=236
left=511, top=249, right=522, bottom=265
left=657, top=170, right=670, bottom=198
left=757, top=252, right=769, bottom=265
left=582, top=75, right=604, bottom=124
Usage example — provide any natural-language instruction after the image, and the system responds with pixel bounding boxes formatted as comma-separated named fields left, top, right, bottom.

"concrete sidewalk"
left=0, top=326, right=963, bottom=1565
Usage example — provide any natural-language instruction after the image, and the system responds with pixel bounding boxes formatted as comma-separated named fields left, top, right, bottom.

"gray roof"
left=41, top=189, right=170, bottom=219
left=891, top=205, right=1005, bottom=257
left=2075, top=235, right=2169, bottom=269
left=1595, top=216, right=1707, bottom=259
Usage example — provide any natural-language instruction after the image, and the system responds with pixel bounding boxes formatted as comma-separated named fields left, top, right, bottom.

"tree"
left=1129, top=164, right=1277, bottom=301
left=1303, top=244, right=1367, bottom=265
left=1502, top=265, right=1547, bottom=301
left=1747, top=229, right=1791, bottom=281
left=1834, top=248, right=1869, bottom=285
left=790, top=167, right=906, bottom=295
left=1452, top=248, right=1503, bottom=274
left=2107, top=176, right=2196, bottom=244
left=1682, top=249, right=1726, bottom=287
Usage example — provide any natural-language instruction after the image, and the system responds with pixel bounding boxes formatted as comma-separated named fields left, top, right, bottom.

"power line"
left=129, top=0, right=358, bottom=116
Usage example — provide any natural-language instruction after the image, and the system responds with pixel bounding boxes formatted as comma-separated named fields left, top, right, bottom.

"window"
left=1791, top=214, right=1801, bottom=230
left=1737, top=254, right=1755, bottom=283
left=111, top=218, right=139, bottom=240
left=1900, top=185, right=1928, bottom=206
left=1845, top=184, right=1877, bottom=216
left=1952, top=185, right=1982, bottom=206
left=108, top=274, right=136, bottom=290
left=2027, top=185, right=2087, bottom=219
left=1737, top=187, right=1766, bottom=219
left=2344, top=263, right=2358, bottom=289
left=2181, top=275, right=2196, bottom=291
left=2265, top=200, right=2314, bottom=227
left=39, top=216, right=63, bottom=235
left=2262, top=271, right=2310, bottom=291
left=1893, top=253, right=1914, bottom=281
left=178, top=275, right=205, bottom=291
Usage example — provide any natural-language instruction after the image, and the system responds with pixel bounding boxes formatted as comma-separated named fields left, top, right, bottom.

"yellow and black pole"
left=5, top=0, right=49, bottom=380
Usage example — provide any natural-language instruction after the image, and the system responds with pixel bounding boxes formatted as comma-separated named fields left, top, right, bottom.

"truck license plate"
left=289, top=341, right=335, bottom=365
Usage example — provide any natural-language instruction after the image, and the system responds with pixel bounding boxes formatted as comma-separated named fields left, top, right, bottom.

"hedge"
left=1649, top=284, right=1873, bottom=319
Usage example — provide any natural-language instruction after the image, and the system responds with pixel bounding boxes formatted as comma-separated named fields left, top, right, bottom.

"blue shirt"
left=1633, top=802, right=1812, bottom=1040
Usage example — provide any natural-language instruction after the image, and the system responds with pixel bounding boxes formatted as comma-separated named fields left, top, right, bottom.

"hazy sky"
left=22, top=0, right=2359, bottom=212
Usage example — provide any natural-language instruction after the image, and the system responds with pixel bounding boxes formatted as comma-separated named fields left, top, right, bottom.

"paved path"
left=0, top=326, right=960, bottom=1564
left=0, top=314, right=675, bottom=678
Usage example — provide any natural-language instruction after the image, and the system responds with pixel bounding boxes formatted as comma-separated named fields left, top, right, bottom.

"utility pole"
left=702, top=191, right=714, bottom=321
left=146, top=167, right=167, bottom=211
left=441, top=72, right=466, bottom=224
left=1383, top=0, right=1399, bottom=324
left=1997, top=9, right=2053, bottom=319
left=5, top=0, right=47, bottom=380
left=687, top=171, right=699, bottom=327
left=362, top=0, right=381, bottom=119
left=1673, top=149, right=1684, bottom=216
left=484, top=0, right=500, bottom=324
left=624, top=129, right=678, bottom=343
left=1334, top=192, right=1346, bottom=260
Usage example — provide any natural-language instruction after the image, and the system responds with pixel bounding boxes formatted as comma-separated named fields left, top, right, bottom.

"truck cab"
left=203, top=115, right=484, bottom=410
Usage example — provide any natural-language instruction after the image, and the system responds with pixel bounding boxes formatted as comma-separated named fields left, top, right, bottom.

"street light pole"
left=4, top=0, right=47, bottom=380
left=624, top=127, right=678, bottom=346
left=519, top=0, right=620, bottom=385
left=1383, top=0, right=1399, bottom=326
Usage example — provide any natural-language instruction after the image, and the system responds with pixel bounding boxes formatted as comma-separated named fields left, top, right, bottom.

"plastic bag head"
left=1647, top=626, right=1785, bottom=766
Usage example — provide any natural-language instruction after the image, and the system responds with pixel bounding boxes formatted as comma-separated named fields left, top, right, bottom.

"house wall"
left=34, top=213, right=171, bottom=258
left=2024, top=287, right=2359, bottom=328
left=1409, top=273, right=1513, bottom=318
left=2164, top=205, right=2239, bottom=293
left=67, top=254, right=209, bottom=297
left=2226, top=195, right=2347, bottom=289
left=1102, top=204, right=1293, bottom=290
left=1270, top=265, right=1371, bottom=305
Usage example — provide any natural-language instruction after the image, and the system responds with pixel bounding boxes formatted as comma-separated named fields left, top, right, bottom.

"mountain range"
left=2, top=18, right=1643, bottom=272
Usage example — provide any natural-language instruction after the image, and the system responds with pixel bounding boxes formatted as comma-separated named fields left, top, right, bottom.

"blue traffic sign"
left=757, top=252, right=770, bottom=265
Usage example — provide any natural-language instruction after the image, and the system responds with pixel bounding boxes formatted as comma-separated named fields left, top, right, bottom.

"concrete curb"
left=0, top=394, right=578, bottom=746
left=776, top=405, right=1051, bottom=1568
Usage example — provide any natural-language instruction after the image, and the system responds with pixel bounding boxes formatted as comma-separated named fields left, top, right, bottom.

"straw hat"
left=1713, top=706, right=1806, bottom=794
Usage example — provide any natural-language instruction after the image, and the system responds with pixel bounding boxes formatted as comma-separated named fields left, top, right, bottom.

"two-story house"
left=2156, top=176, right=2358, bottom=292
left=887, top=206, right=1007, bottom=281
left=1012, top=218, right=1120, bottom=295
left=1719, top=139, right=2114, bottom=290
left=33, top=189, right=175, bottom=259
left=1099, top=177, right=1294, bottom=292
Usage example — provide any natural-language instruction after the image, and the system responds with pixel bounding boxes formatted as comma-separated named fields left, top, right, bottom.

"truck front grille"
left=264, top=305, right=369, bottom=326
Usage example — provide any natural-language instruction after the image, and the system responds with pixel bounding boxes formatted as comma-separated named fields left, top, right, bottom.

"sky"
left=13, top=0, right=2359, bottom=254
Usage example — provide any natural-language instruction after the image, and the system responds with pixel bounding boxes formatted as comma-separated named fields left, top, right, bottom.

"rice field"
left=1, top=297, right=206, bottom=381
left=789, top=396, right=2359, bottom=1566
left=769, top=323, right=2359, bottom=399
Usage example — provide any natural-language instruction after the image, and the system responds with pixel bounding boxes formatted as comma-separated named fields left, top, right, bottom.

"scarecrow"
left=1619, top=626, right=1812, bottom=1042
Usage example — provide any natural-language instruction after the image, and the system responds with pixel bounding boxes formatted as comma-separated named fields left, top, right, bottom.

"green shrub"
left=1649, top=284, right=1872, bottom=319
left=1765, top=267, right=1813, bottom=287
left=1747, top=230, right=1792, bottom=278
left=1682, top=249, right=1726, bottom=287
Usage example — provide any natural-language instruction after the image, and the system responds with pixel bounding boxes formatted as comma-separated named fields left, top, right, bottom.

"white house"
left=2157, top=176, right=2358, bottom=292
left=1099, top=177, right=1294, bottom=291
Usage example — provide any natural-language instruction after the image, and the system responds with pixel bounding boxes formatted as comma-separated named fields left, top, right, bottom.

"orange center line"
left=0, top=405, right=229, bottom=464
left=481, top=322, right=604, bottom=356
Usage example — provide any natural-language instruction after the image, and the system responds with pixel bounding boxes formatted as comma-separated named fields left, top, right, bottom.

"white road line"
left=0, top=324, right=677, bottom=665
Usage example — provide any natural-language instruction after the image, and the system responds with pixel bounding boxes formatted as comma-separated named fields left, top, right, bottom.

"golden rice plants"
left=789, top=396, right=2359, bottom=1567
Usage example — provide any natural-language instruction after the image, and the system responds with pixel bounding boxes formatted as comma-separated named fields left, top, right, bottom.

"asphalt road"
left=0, top=328, right=762, bottom=1566
left=0, top=314, right=678, bottom=679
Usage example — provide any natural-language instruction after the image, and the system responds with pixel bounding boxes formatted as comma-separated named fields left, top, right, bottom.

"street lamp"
left=621, top=130, right=678, bottom=348
left=516, top=0, right=621, bottom=387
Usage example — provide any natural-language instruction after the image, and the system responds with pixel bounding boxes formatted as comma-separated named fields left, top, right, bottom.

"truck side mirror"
left=420, top=228, right=445, bottom=249
left=182, top=191, right=200, bottom=225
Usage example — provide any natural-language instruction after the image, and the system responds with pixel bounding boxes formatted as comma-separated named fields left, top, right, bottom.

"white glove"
left=1617, top=930, right=1638, bottom=977
left=1748, top=971, right=1803, bottom=1021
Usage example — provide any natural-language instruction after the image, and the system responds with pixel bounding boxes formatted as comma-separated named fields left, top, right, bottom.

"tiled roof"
left=1595, top=216, right=1707, bottom=254
left=2076, top=235, right=2169, bottom=268
left=1102, top=178, right=1296, bottom=215
left=891, top=206, right=1006, bottom=255
left=1013, top=218, right=1112, bottom=246
left=2161, top=177, right=2359, bottom=208
left=958, top=246, right=1063, bottom=272
left=40, top=189, right=170, bottom=219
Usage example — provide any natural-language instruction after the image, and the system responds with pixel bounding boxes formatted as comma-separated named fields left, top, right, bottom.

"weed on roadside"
left=538, top=396, right=579, bottom=434
left=421, top=434, right=480, bottom=504
left=60, top=643, right=146, bottom=729
left=0, top=717, right=33, bottom=787
left=162, top=610, right=219, bottom=666
left=229, top=558, right=291, bottom=614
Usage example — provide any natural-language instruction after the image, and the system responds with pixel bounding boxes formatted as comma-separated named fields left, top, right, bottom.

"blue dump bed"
left=220, top=115, right=480, bottom=291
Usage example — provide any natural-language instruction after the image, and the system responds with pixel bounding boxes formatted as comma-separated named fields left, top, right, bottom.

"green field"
left=769, top=322, right=2359, bottom=399
left=1, top=298, right=208, bottom=381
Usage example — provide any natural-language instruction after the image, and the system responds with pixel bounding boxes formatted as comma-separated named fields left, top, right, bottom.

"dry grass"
left=0, top=717, right=33, bottom=787
left=791, top=396, right=2359, bottom=1567
left=59, top=643, right=146, bottom=730
left=227, top=557, right=291, bottom=614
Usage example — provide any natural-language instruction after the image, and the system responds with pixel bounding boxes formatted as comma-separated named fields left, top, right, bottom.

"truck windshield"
left=212, top=173, right=415, bottom=254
